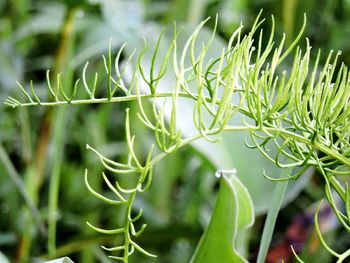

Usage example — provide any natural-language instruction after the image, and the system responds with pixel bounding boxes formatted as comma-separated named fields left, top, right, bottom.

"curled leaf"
left=191, top=171, right=254, bottom=263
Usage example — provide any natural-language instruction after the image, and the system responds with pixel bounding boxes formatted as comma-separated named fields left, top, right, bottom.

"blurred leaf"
left=0, top=1, right=6, bottom=12
left=13, top=2, right=65, bottom=40
left=190, top=173, right=253, bottom=263
left=0, top=42, right=24, bottom=90
left=72, top=0, right=145, bottom=67
left=0, top=251, right=10, bottom=263
left=72, top=22, right=125, bottom=67
left=165, top=0, right=190, bottom=22
left=218, top=0, right=248, bottom=36
left=0, top=144, right=46, bottom=235
left=193, top=135, right=312, bottom=214
left=88, top=0, right=144, bottom=33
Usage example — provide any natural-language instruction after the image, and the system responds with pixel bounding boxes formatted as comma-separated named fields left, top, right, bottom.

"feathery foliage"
left=5, top=13, right=350, bottom=262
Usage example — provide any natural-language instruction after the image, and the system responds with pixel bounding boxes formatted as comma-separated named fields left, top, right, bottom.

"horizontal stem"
left=10, top=93, right=197, bottom=107
left=223, top=126, right=350, bottom=168
left=10, top=92, right=349, bottom=199
left=9, top=92, right=252, bottom=117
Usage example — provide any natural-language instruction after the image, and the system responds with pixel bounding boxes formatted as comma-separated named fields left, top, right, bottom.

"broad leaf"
left=190, top=172, right=254, bottom=263
left=0, top=251, right=10, bottom=263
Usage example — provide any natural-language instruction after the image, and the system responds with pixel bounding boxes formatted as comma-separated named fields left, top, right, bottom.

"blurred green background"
left=1, top=0, right=350, bottom=262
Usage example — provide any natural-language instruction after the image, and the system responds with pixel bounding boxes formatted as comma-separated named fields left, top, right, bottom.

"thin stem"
left=8, top=92, right=251, bottom=117
left=256, top=166, right=292, bottom=263
left=10, top=89, right=350, bottom=169
left=225, top=126, right=350, bottom=169
left=328, top=175, right=346, bottom=201
left=47, top=7, right=77, bottom=258
left=123, top=191, right=137, bottom=262
left=337, top=249, right=350, bottom=263
left=48, top=108, right=68, bottom=257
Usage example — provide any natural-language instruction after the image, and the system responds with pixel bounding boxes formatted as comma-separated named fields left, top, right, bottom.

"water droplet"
left=215, top=171, right=221, bottom=178
left=215, top=169, right=237, bottom=178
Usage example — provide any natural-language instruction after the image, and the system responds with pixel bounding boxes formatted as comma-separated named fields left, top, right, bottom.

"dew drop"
left=215, top=168, right=237, bottom=178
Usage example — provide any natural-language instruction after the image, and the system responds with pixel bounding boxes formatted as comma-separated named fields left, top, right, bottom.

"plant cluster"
left=5, top=13, right=350, bottom=262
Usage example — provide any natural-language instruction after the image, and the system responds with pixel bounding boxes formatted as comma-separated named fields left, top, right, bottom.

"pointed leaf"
left=190, top=173, right=254, bottom=263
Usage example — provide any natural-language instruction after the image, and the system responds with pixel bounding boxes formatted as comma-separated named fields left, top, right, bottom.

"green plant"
left=5, top=13, right=350, bottom=262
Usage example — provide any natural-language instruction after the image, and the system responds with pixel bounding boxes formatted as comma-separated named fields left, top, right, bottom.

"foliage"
left=1, top=1, right=350, bottom=263
left=5, top=9, right=350, bottom=262
left=191, top=170, right=254, bottom=263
